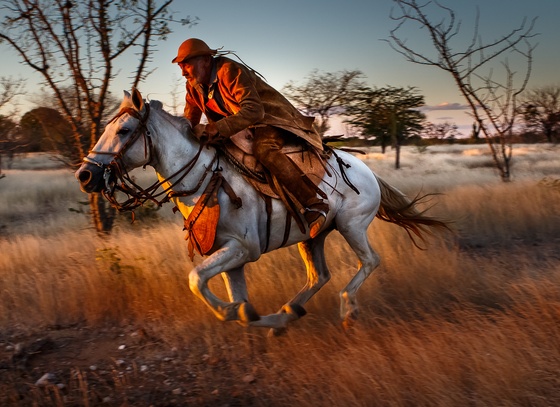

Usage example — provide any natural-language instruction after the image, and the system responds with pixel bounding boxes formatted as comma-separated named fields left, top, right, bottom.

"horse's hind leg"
left=338, top=227, right=380, bottom=328
left=287, top=235, right=331, bottom=311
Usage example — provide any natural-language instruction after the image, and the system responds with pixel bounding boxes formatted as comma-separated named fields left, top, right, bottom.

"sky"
left=2, top=0, right=560, bottom=136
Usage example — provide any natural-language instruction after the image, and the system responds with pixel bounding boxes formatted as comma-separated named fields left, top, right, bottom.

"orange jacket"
left=184, top=56, right=323, bottom=150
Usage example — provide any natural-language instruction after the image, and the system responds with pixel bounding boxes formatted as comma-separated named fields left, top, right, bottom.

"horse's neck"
left=151, top=122, right=216, bottom=195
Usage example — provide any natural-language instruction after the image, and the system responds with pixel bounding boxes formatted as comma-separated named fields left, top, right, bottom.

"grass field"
left=0, top=144, right=559, bottom=406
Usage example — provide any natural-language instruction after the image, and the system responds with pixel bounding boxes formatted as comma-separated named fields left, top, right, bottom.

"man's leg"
left=253, top=126, right=328, bottom=238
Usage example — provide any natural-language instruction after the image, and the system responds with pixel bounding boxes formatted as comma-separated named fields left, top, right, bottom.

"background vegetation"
left=0, top=144, right=559, bottom=406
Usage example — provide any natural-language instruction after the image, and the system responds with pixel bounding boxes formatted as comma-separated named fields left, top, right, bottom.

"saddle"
left=182, top=128, right=330, bottom=259
left=226, top=128, right=328, bottom=201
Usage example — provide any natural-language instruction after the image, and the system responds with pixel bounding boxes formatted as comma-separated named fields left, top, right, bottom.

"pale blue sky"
left=2, top=0, right=559, bottom=135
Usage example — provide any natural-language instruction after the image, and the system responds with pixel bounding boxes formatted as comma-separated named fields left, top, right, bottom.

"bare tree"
left=422, top=121, right=460, bottom=141
left=0, top=76, right=25, bottom=178
left=169, top=73, right=185, bottom=116
left=520, top=85, right=560, bottom=143
left=0, top=116, right=20, bottom=179
left=0, top=76, right=25, bottom=112
left=0, top=0, right=196, bottom=232
left=387, top=0, right=537, bottom=181
left=282, top=69, right=366, bottom=136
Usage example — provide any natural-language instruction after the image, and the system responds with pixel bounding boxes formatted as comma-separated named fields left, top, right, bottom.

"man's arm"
left=213, top=63, right=265, bottom=137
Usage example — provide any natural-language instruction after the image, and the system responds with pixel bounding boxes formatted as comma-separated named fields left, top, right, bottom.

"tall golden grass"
left=1, top=145, right=559, bottom=406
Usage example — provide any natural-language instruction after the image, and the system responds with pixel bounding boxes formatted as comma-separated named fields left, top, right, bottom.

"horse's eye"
left=117, top=127, right=130, bottom=136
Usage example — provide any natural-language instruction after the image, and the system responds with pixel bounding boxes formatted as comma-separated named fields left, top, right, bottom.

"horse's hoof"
left=282, top=303, right=307, bottom=318
left=342, top=310, right=359, bottom=332
left=342, top=318, right=354, bottom=332
left=267, top=327, right=288, bottom=338
left=238, top=302, right=260, bottom=323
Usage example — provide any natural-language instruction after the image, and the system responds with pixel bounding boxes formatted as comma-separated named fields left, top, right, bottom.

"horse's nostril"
left=78, top=169, right=92, bottom=185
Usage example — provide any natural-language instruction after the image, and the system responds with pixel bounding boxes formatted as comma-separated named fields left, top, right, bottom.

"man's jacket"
left=184, top=56, right=323, bottom=150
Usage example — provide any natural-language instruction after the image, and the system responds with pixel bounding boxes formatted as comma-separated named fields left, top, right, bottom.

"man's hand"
left=194, top=122, right=226, bottom=145
left=193, top=124, right=207, bottom=139
left=205, top=122, right=219, bottom=137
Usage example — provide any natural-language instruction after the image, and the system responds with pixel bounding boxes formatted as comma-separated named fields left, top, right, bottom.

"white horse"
left=76, top=89, right=448, bottom=332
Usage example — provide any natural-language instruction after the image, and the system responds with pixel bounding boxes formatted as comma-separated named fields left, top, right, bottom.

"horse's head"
left=75, top=88, right=152, bottom=198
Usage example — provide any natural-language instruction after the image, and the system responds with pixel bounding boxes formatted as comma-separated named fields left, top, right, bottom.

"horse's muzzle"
left=75, top=163, right=106, bottom=193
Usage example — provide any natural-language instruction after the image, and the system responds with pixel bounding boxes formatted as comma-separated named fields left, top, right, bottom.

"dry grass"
left=1, top=144, right=560, bottom=406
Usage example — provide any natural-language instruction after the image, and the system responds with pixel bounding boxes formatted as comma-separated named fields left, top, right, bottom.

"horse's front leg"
left=220, top=266, right=263, bottom=324
left=251, top=233, right=331, bottom=333
left=221, top=266, right=249, bottom=303
left=189, top=242, right=259, bottom=325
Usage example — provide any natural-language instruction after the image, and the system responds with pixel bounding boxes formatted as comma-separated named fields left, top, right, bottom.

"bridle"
left=83, top=103, right=216, bottom=213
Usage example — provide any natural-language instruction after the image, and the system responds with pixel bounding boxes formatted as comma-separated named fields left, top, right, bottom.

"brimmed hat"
left=171, top=38, right=218, bottom=64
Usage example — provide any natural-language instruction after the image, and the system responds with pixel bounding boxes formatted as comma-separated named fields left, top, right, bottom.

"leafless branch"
left=386, top=0, right=538, bottom=181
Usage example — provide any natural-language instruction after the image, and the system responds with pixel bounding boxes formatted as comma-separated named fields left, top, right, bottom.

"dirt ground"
left=0, top=324, right=262, bottom=406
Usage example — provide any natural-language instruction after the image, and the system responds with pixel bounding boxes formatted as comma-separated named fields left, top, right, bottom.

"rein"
left=84, top=104, right=216, bottom=213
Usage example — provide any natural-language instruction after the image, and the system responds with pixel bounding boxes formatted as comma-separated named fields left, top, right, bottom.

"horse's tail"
left=374, top=174, right=451, bottom=248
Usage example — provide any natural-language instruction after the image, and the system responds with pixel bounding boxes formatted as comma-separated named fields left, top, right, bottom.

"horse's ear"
left=123, top=90, right=131, bottom=99
left=131, top=88, right=144, bottom=111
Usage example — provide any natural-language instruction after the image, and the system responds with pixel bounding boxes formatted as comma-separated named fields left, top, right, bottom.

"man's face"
left=178, top=56, right=211, bottom=86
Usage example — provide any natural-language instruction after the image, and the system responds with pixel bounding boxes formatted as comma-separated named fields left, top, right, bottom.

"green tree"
left=0, top=0, right=196, bottom=232
left=20, top=108, right=75, bottom=154
left=282, top=69, right=366, bottom=136
left=346, top=86, right=425, bottom=168
left=520, top=85, right=560, bottom=143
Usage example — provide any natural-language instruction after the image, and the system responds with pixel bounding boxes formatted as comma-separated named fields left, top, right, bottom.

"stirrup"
left=303, top=203, right=329, bottom=238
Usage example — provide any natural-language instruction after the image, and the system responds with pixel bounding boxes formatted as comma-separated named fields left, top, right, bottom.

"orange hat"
left=171, top=38, right=217, bottom=63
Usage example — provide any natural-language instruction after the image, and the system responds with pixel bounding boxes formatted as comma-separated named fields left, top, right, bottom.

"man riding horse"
left=172, top=38, right=328, bottom=238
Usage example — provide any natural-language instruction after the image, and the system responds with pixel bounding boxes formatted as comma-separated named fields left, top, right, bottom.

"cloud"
left=420, top=102, right=470, bottom=111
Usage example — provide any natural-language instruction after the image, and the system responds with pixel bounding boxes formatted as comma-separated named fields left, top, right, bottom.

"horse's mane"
left=148, top=100, right=193, bottom=139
